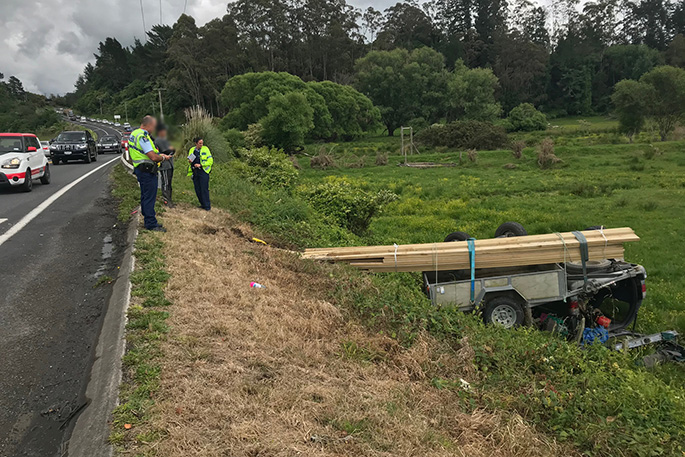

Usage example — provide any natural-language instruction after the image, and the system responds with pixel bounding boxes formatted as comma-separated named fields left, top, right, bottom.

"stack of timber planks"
left=302, top=228, right=639, bottom=273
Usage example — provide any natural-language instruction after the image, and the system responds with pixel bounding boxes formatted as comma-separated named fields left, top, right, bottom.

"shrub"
left=407, top=117, right=429, bottom=133
left=415, top=120, right=508, bottom=150
left=537, top=138, right=562, bottom=169
left=467, top=149, right=478, bottom=163
left=289, top=155, right=302, bottom=170
left=511, top=140, right=526, bottom=159
left=223, top=128, right=246, bottom=150
left=231, top=146, right=299, bottom=189
left=298, top=177, right=398, bottom=235
left=375, top=151, right=389, bottom=166
left=343, top=153, right=365, bottom=169
left=244, top=123, right=264, bottom=148
left=181, top=106, right=232, bottom=162
left=506, top=103, right=548, bottom=132
left=310, top=147, right=336, bottom=170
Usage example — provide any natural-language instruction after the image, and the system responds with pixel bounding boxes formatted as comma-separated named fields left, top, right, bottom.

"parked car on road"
left=50, top=130, right=98, bottom=164
left=0, top=133, right=51, bottom=191
left=97, top=135, right=121, bottom=154
left=114, top=122, right=121, bottom=127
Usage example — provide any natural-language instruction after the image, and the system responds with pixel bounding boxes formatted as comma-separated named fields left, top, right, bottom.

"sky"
left=0, top=0, right=548, bottom=96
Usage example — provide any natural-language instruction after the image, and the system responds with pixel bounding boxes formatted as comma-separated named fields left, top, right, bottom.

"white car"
left=40, top=140, right=51, bottom=157
left=80, top=116, right=86, bottom=122
left=114, top=122, right=121, bottom=127
left=0, top=133, right=51, bottom=192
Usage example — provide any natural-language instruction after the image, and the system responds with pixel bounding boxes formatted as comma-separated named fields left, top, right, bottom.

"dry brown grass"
left=127, top=206, right=577, bottom=457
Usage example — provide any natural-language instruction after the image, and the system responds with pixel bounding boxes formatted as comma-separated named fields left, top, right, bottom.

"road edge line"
left=68, top=211, right=139, bottom=457
left=0, top=157, right=119, bottom=248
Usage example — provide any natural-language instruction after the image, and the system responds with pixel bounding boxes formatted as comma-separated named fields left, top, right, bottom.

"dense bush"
left=309, top=81, right=381, bottom=140
left=505, top=103, right=547, bottom=131
left=223, top=128, right=246, bottom=150
left=231, top=146, right=299, bottom=189
left=298, top=177, right=398, bottom=235
left=416, top=120, right=508, bottom=150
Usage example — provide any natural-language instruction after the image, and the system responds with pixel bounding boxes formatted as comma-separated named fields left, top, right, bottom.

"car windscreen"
left=99, top=136, right=116, bottom=143
left=0, top=136, right=24, bottom=155
left=56, top=132, right=86, bottom=143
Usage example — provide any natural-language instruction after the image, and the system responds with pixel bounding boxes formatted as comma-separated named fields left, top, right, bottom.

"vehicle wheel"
left=495, top=222, right=528, bottom=238
left=84, top=151, right=92, bottom=164
left=483, top=296, right=525, bottom=328
left=52, top=159, right=60, bottom=165
left=444, top=231, right=471, bottom=242
left=40, top=164, right=51, bottom=184
left=93, top=150, right=98, bottom=162
left=565, top=259, right=612, bottom=273
left=21, top=169, right=33, bottom=192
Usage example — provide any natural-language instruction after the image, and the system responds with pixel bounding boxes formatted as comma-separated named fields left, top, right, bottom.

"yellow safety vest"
left=128, top=128, right=158, bottom=167
left=187, top=145, right=213, bottom=176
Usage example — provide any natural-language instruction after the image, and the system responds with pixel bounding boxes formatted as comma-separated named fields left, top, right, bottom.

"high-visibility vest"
left=128, top=128, right=158, bottom=167
left=187, top=145, right=213, bottom=176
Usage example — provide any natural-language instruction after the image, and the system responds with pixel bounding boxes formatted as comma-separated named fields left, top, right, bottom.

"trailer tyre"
left=495, top=222, right=528, bottom=238
left=444, top=231, right=471, bottom=242
left=483, top=296, right=525, bottom=328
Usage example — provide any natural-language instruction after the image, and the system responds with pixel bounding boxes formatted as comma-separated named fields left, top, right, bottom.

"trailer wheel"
left=565, top=259, right=612, bottom=273
left=483, top=296, right=525, bottom=328
left=495, top=222, right=528, bottom=238
left=444, top=231, right=471, bottom=242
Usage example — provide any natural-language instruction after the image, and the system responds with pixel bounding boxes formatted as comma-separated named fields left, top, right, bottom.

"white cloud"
left=0, top=0, right=446, bottom=95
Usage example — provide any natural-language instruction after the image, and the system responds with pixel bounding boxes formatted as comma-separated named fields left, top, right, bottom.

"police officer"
left=129, top=116, right=171, bottom=231
left=187, top=137, right=213, bottom=211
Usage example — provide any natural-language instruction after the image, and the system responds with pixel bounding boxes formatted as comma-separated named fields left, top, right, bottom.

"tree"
left=354, top=47, right=449, bottom=135
left=448, top=60, right=501, bottom=121
left=665, top=34, right=685, bottom=68
left=493, top=31, right=548, bottom=111
left=506, top=103, right=547, bottom=131
left=611, top=79, right=648, bottom=141
left=220, top=72, right=332, bottom=139
left=261, top=92, right=314, bottom=151
left=639, top=65, right=685, bottom=140
left=376, top=2, right=439, bottom=50
left=308, top=81, right=381, bottom=140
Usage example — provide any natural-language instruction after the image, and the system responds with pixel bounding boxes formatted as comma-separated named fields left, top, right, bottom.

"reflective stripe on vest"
left=128, top=129, right=157, bottom=167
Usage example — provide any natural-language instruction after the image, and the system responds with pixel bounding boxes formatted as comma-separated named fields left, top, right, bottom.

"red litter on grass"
left=250, top=282, right=266, bottom=289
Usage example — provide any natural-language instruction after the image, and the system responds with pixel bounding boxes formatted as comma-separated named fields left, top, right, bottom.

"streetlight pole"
left=155, top=88, right=166, bottom=123
left=124, top=101, right=128, bottom=123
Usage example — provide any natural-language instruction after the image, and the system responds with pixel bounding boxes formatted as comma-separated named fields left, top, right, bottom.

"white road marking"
left=0, top=158, right=119, bottom=248
left=0, top=218, right=7, bottom=225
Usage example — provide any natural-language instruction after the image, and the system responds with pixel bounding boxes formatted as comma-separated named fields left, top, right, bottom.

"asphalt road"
left=0, top=121, right=129, bottom=456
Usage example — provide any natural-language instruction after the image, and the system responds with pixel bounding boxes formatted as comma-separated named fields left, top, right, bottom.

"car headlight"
left=1, top=158, right=21, bottom=169
left=78, top=144, right=88, bottom=149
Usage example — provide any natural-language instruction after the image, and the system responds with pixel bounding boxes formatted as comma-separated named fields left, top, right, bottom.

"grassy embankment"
left=110, top=117, right=685, bottom=456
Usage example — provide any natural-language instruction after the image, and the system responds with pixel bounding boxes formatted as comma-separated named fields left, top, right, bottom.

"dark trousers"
left=134, top=167, right=159, bottom=229
left=160, top=167, right=173, bottom=204
left=192, top=168, right=211, bottom=210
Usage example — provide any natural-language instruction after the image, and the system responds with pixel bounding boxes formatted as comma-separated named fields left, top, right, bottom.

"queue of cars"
left=1, top=115, right=130, bottom=191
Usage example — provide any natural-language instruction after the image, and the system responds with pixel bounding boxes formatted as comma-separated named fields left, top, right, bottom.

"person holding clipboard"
left=187, top=137, right=213, bottom=211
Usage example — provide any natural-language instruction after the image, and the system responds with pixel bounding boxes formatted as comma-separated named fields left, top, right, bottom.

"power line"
left=139, top=0, right=147, bottom=38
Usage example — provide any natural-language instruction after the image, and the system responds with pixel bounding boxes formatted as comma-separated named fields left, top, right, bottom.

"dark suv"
left=97, top=135, right=121, bottom=154
left=50, top=130, right=97, bottom=164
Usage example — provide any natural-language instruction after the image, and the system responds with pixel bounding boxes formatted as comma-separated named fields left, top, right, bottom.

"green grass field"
left=296, top=139, right=685, bottom=335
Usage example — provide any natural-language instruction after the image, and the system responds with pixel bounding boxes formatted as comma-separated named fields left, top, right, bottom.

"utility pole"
left=155, top=88, right=167, bottom=123
left=98, top=96, right=104, bottom=115
left=124, top=101, right=128, bottom=123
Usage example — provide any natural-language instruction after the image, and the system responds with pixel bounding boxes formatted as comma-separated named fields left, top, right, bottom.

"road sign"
left=114, top=114, right=121, bottom=120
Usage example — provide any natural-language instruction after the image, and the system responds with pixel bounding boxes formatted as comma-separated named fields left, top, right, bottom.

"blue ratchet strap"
left=467, top=238, right=476, bottom=304
left=572, top=231, right=589, bottom=287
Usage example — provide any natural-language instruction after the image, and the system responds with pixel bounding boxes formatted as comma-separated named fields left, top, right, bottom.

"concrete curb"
left=68, top=212, right=139, bottom=457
